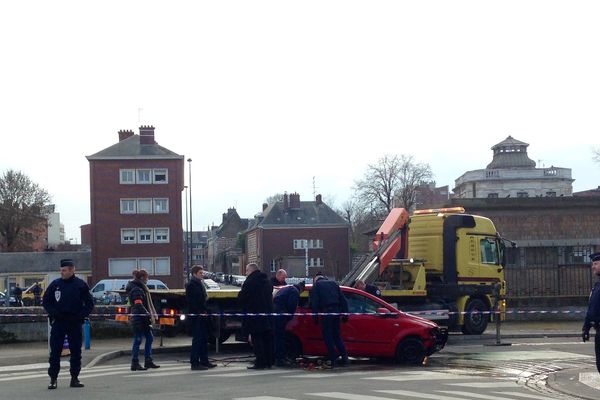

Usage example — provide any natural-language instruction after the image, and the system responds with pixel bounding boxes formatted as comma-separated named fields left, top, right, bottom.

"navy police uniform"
left=583, top=252, right=600, bottom=373
left=273, top=282, right=303, bottom=364
left=43, top=259, right=94, bottom=387
left=310, top=274, right=348, bottom=367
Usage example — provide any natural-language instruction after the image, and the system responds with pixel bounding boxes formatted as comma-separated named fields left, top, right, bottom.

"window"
left=121, top=229, right=136, bottom=244
left=92, top=284, right=105, bottom=293
left=120, top=199, right=136, bottom=214
left=345, top=292, right=380, bottom=314
left=155, top=257, right=170, bottom=275
left=120, top=169, right=135, bottom=184
left=487, top=193, right=499, bottom=198
left=137, top=169, right=152, bottom=184
left=546, top=191, right=556, bottom=197
left=138, top=228, right=153, bottom=243
left=480, top=238, right=499, bottom=265
left=137, top=199, right=152, bottom=214
left=154, top=228, right=169, bottom=243
left=293, top=239, right=305, bottom=249
left=137, top=258, right=153, bottom=273
left=153, top=198, right=169, bottom=213
left=516, top=192, right=529, bottom=198
left=109, top=259, right=136, bottom=276
left=270, top=260, right=277, bottom=273
left=153, top=169, right=168, bottom=184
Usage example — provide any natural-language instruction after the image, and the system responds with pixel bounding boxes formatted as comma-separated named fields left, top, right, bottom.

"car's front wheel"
left=395, top=337, right=425, bottom=365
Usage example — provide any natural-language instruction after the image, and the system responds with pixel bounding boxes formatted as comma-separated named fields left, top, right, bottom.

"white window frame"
left=154, top=257, right=171, bottom=276
left=119, top=169, right=135, bottom=184
left=138, top=228, right=153, bottom=243
left=137, top=169, right=152, bottom=184
left=154, top=228, right=169, bottom=243
left=108, top=258, right=137, bottom=276
left=120, top=199, right=136, bottom=214
left=137, top=258, right=154, bottom=274
left=153, top=198, right=169, bottom=214
left=121, top=229, right=136, bottom=244
left=137, top=198, right=153, bottom=214
left=153, top=169, right=168, bottom=184
left=270, top=260, right=277, bottom=273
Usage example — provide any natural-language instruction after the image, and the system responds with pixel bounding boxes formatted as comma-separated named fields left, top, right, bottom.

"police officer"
left=12, top=284, right=23, bottom=307
left=583, top=252, right=600, bottom=374
left=43, top=259, right=94, bottom=389
left=309, top=272, right=348, bottom=369
left=32, top=282, right=42, bottom=306
left=273, top=281, right=305, bottom=366
left=186, top=265, right=216, bottom=370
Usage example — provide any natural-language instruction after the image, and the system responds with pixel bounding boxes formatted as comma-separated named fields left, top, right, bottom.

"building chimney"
left=262, top=203, right=268, bottom=211
left=283, top=193, right=289, bottom=210
left=118, top=129, right=134, bottom=141
left=315, top=194, right=322, bottom=204
left=289, top=192, right=301, bottom=209
left=222, top=213, right=227, bottom=223
left=139, top=125, right=155, bottom=145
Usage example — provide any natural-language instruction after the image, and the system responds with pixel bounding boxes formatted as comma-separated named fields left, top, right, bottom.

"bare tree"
left=0, top=170, right=51, bottom=252
left=354, top=154, right=432, bottom=215
left=593, top=148, right=600, bottom=164
left=264, top=193, right=284, bottom=206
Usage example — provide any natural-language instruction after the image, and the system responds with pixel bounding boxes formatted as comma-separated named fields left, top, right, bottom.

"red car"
left=284, top=285, right=448, bottom=364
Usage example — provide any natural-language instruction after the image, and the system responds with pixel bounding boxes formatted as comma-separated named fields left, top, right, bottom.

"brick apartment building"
left=86, top=126, right=185, bottom=288
left=246, top=193, right=351, bottom=280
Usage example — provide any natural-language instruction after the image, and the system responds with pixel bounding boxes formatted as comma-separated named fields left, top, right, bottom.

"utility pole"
left=304, top=239, right=309, bottom=278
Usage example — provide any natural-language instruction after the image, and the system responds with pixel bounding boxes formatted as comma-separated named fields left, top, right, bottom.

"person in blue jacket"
left=43, top=259, right=94, bottom=390
left=273, top=281, right=305, bottom=366
left=309, top=272, right=348, bottom=369
left=583, top=252, right=600, bottom=373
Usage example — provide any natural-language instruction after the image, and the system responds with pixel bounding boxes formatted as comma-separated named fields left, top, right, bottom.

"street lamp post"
left=304, top=239, right=309, bottom=278
left=184, top=185, right=189, bottom=282
left=187, top=158, right=193, bottom=279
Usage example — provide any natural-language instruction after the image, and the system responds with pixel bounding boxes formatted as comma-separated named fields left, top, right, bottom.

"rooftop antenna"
left=312, top=176, right=318, bottom=198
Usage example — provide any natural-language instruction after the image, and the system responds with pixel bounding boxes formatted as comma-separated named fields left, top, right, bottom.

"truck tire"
left=461, top=298, right=489, bottom=335
left=395, top=337, right=425, bottom=365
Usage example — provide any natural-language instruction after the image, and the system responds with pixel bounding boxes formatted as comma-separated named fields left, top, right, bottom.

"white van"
left=90, top=278, right=169, bottom=303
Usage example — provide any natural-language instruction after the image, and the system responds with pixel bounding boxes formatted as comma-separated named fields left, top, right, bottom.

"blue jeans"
left=132, top=330, right=153, bottom=362
left=190, top=317, right=209, bottom=366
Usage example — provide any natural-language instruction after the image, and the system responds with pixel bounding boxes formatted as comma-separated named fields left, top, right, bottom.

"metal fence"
left=505, top=263, right=593, bottom=298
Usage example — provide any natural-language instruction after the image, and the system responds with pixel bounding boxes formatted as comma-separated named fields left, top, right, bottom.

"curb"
left=86, top=345, right=192, bottom=368
left=546, top=366, right=599, bottom=400
left=447, top=332, right=581, bottom=344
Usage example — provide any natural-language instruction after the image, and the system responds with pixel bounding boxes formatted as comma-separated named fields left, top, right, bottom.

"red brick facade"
left=87, top=129, right=185, bottom=288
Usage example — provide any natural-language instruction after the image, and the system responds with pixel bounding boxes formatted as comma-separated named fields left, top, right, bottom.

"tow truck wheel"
left=285, top=333, right=302, bottom=360
left=395, top=337, right=425, bottom=365
left=461, top=298, right=489, bottom=335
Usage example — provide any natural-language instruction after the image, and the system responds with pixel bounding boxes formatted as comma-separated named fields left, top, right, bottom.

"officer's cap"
left=590, top=252, right=600, bottom=262
left=60, top=259, right=75, bottom=268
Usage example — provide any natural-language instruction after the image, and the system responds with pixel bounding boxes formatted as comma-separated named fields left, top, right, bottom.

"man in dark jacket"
left=12, top=284, right=22, bottom=307
left=43, top=259, right=94, bottom=389
left=273, top=281, right=305, bottom=366
left=354, top=279, right=382, bottom=298
left=583, top=252, right=600, bottom=373
left=186, top=265, right=217, bottom=370
left=310, top=272, right=348, bottom=369
left=271, top=269, right=288, bottom=287
left=238, top=263, right=273, bottom=369
left=32, top=282, right=42, bottom=306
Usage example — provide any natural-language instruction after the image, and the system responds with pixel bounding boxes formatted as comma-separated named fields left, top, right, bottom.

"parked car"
left=203, top=279, right=220, bottom=290
left=90, top=278, right=169, bottom=304
left=284, top=285, right=448, bottom=364
left=0, top=291, right=18, bottom=307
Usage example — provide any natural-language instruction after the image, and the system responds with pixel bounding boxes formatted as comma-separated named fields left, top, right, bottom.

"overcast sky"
left=1, top=1, right=599, bottom=242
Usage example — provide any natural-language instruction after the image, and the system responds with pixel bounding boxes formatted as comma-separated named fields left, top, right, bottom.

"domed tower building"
left=453, top=136, right=573, bottom=198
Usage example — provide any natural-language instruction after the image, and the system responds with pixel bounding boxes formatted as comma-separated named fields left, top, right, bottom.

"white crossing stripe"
left=364, top=371, right=470, bottom=382
left=439, top=391, right=550, bottom=400
left=490, top=392, right=550, bottom=400
left=310, top=393, right=401, bottom=400
left=234, top=397, right=296, bottom=400
left=580, top=371, right=600, bottom=390
left=0, top=361, right=69, bottom=373
left=377, top=390, right=473, bottom=400
left=447, top=382, right=519, bottom=388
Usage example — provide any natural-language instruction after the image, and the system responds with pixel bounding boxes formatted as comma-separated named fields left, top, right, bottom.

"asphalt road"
left=1, top=337, right=597, bottom=400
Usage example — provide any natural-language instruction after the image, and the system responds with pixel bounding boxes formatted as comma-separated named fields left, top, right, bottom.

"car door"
left=341, top=291, right=398, bottom=357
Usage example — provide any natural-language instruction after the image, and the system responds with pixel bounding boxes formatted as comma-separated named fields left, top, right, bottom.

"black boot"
left=48, top=379, right=57, bottom=390
left=131, top=361, right=147, bottom=371
left=70, top=377, right=84, bottom=388
left=144, top=358, right=160, bottom=369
